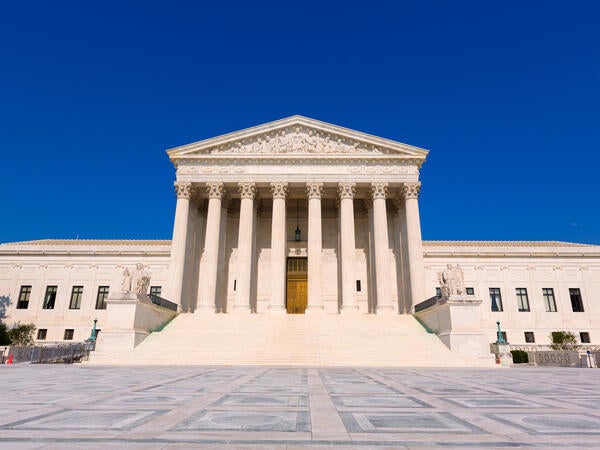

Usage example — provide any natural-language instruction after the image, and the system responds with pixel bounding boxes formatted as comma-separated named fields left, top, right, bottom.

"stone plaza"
left=1, top=365, right=599, bottom=448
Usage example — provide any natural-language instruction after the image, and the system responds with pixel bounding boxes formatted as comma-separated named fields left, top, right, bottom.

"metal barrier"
left=5, top=343, right=94, bottom=364
left=414, top=295, right=439, bottom=313
left=148, top=294, right=178, bottom=311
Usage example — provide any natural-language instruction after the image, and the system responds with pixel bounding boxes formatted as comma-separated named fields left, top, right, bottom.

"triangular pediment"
left=167, top=115, right=429, bottom=159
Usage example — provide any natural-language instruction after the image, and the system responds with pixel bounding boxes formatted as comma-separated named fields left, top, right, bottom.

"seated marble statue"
left=438, top=264, right=465, bottom=297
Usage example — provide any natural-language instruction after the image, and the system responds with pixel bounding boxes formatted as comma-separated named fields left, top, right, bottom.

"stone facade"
left=0, top=116, right=598, bottom=354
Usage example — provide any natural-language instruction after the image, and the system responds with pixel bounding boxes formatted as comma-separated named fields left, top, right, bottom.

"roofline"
left=166, top=115, right=430, bottom=158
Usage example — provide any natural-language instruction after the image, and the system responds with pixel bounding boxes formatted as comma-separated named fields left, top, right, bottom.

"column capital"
left=206, top=182, right=225, bottom=199
left=306, top=182, right=324, bottom=199
left=337, top=182, right=356, bottom=199
left=402, top=182, right=421, bottom=200
left=174, top=181, right=192, bottom=199
left=270, top=182, right=288, bottom=199
left=370, top=182, right=388, bottom=200
left=238, top=182, right=257, bottom=199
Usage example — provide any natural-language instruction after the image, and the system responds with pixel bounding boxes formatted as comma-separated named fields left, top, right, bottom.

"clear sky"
left=1, top=1, right=598, bottom=244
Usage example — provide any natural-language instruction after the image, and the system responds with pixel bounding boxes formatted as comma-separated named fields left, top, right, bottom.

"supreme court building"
left=1, top=116, right=599, bottom=365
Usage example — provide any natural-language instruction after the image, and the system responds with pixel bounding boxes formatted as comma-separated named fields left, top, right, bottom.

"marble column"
left=169, top=181, right=192, bottom=306
left=306, top=182, right=324, bottom=313
left=371, top=182, right=393, bottom=314
left=233, top=182, right=256, bottom=313
left=403, top=182, right=426, bottom=311
left=268, top=182, right=288, bottom=313
left=197, top=182, right=225, bottom=312
left=338, top=182, right=358, bottom=313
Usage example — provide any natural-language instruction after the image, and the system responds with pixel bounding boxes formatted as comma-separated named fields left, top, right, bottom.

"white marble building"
left=0, top=116, right=599, bottom=354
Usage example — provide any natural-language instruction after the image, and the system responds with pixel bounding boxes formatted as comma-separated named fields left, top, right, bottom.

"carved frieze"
left=209, top=126, right=387, bottom=156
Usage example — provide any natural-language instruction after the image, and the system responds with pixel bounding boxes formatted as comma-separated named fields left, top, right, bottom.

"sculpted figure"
left=120, top=267, right=131, bottom=293
left=438, top=264, right=465, bottom=297
left=131, top=263, right=151, bottom=296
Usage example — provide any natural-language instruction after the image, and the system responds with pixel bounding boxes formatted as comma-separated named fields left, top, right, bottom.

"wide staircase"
left=88, top=313, right=493, bottom=367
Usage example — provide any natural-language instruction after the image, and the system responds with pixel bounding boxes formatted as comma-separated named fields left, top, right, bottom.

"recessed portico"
left=166, top=116, right=428, bottom=314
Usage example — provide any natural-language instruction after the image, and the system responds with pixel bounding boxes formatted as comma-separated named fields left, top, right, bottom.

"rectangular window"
left=580, top=332, right=591, bottom=344
left=95, top=286, right=109, bottom=310
left=516, top=288, right=530, bottom=312
left=542, top=288, right=557, bottom=312
left=149, top=286, right=162, bottom=297
left=569, top=288, right=584, bottom=312
left=524, top=331, right=535, bottom=343
left=489, top=288, right=503, bottom=312
left=435, top=287, right=442, bottom=298
left=356, top=280, right=361, bottom=292
left=69, top=286, right=83, bottom=309
left=37, top=329, right=47, bottom=340
left=17, top=285, right=32, bottom=309
left=64, top=329, right=74, bottom=340
left=466, top=287, right=475, bottom=295
left=42, top=286, right=57, bottom=309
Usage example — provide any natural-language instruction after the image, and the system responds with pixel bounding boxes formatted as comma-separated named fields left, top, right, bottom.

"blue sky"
left=1, top=1, right=599, bottom=244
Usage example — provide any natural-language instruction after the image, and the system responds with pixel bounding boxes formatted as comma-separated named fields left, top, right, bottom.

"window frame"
left=489, top=287, right=503, bottom=312
left=524, top=331, right=535, bottom=343
left=516, top=287, right=530, bottom=312
left=63, top=329, right=74, bottom=340
left=95, top=286, right=109, bottom=310
left=37, top=329, right=47, bottom=340
left=42, top=285, right=58, bottom=310
left=69, top=286, right=84, bottom=310
left=542, top=288, right=557, bottom=312
left=569, top=288, right=584, bottom=312
left=17, top=285, right=32, bottom=309
left=580, top=332, right=591, bottom=344
left=149, top=286, right=162, bottom=297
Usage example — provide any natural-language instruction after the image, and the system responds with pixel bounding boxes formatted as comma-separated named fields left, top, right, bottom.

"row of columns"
left=169, top=181, right=425, bottom=313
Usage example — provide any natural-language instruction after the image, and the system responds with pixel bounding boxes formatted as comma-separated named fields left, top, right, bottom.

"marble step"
left=88, top=313, right=492, bottom=367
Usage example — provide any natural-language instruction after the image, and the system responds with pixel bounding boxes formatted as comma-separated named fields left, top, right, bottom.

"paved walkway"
left=0, top=365, right=599, bottom=448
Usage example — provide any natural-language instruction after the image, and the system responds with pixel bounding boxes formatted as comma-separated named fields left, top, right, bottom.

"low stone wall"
left=414, top=295, right=492, bottom=362
left=527, top=351, right=581, bottom=367
left=96, top=294, right=178, bottom=353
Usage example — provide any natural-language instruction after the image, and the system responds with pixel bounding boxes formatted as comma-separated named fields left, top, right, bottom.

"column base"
left=375, top=305, right=395, bottom=315
left=230, top=305, right=252, bottom=314
left=195, top=305, right=216, bottom=313
left=267, top=305, right=287, bottom=314
left=340, top=305, right=360, bottom=314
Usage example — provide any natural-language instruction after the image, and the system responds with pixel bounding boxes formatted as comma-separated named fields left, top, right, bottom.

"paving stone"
left=0, top=365, right=599, bottom=448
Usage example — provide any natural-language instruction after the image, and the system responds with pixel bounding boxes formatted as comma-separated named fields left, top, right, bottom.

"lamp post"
left=88, top=319, right=98, bottom=341
left=496, top=321, right=506, bottom=344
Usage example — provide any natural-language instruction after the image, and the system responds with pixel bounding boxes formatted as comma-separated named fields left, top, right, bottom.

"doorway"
left=286, top=257, right=308, bottom=314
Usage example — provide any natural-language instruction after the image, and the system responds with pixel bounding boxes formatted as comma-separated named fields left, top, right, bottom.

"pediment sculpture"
left=209, top=126, right=384, bottom=156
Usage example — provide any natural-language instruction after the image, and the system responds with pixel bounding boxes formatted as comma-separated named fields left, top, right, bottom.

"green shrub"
left=550, top=331, right=579, bottom=350
left=0, top=323, right=10, bottom=345
left=510, top=349, right=529, bottom=364
left=8, top=322, right=36, bottom=346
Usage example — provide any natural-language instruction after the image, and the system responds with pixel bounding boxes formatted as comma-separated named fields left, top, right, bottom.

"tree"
left=0, top=322, right=10, bottom=345
left=8, top=323, right=36, bottom=346
left=550, top=331, right=580, bottom=350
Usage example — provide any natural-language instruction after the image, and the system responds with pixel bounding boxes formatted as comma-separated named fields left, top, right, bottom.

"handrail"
left=148, top=294, right=178, bottom=312
left=414, top=295, right=439, bottom=313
